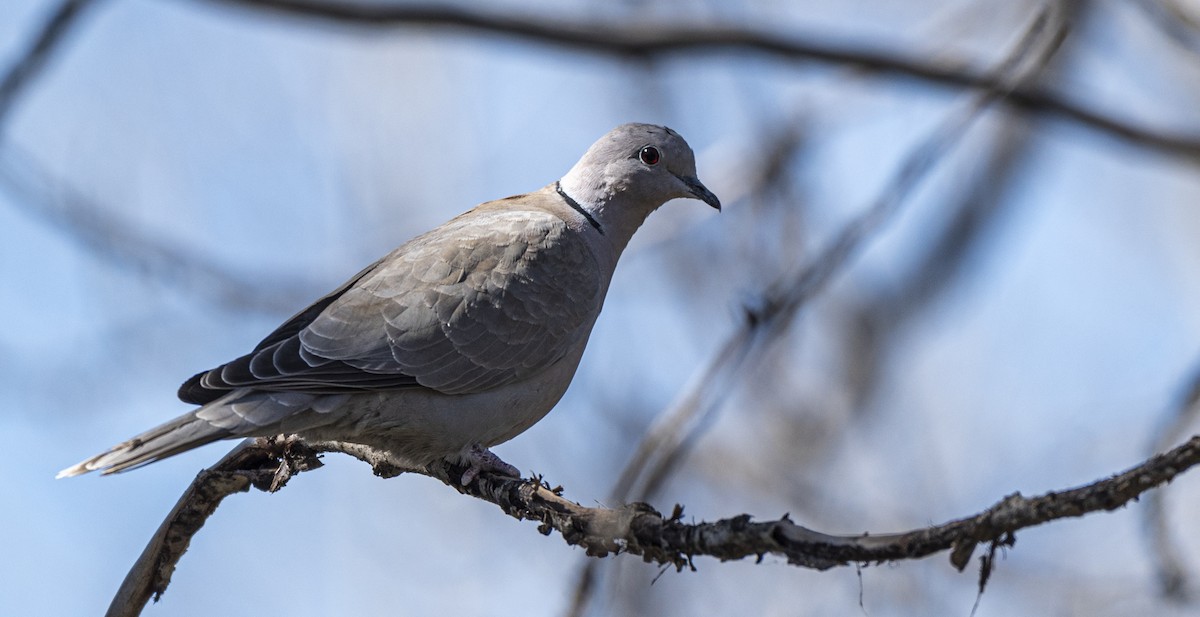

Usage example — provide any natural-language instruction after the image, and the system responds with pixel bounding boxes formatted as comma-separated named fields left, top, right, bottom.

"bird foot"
left=459, top=444, right=520, bottom=485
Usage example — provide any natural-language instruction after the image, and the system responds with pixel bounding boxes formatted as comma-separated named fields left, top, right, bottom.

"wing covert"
left=179, top=203, right=604, bottom=403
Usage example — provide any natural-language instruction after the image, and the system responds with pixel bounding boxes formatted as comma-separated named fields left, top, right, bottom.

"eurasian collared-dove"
left=58, top=123, right=720, bottom=482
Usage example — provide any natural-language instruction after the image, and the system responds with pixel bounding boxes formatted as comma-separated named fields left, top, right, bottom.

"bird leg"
left=459, top=443, right=521, bottom=485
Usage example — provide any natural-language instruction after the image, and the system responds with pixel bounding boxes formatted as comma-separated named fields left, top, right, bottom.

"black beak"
left=678, top=175, right=721, bottom=211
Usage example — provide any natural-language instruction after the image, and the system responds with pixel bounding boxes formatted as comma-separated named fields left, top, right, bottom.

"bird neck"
left=557, top=171, right=658, bottom=258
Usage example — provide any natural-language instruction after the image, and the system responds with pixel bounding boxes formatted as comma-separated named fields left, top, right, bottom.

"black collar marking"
left=556, top=181, right=604, bottom=235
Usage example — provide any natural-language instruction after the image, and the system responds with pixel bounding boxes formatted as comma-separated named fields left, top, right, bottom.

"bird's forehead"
left=623, top=124, right=680, bottom=145
left=601, top=124, right=693, bottom=159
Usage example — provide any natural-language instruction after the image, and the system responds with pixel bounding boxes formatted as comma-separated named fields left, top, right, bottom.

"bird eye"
left=638, top=146, right=661, bottom=166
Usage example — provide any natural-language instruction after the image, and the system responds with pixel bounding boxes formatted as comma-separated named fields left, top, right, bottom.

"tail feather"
left=57, top=390, right=339, bottom=478
left=56, top=412, right=233, bottom=478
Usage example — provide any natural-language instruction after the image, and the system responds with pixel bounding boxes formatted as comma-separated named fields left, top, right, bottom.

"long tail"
left=57, top=390, right=340, bottom=478
left=56, top=410, right=234, bottom=478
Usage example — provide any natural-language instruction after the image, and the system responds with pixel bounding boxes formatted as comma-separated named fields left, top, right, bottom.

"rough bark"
left=106, top=434, right=1200, bottom=617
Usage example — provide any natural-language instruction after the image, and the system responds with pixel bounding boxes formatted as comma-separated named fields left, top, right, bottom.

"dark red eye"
left=639, top=146, right=661, bottom=166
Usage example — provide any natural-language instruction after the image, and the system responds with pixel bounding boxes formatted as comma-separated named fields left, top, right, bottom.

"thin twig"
left=104, top=432, right=1200, bottom=616
left=199, top=0, right=1200, bottom=162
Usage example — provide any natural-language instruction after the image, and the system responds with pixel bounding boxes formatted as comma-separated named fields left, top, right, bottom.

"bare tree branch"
left=0, top=0, right=103, bottom=138
left=105, top=432, right=1200, bottom=617
left=105, top=438, right=325, bottom=617
left=200, top=0, right=1200, bottom=162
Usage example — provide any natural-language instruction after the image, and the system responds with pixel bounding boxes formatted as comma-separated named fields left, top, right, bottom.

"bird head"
left=562, top=123, right=721, bottom=216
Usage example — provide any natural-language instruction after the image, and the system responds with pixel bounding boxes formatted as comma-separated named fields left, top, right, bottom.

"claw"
left=459, top=444, right=520, bottom=485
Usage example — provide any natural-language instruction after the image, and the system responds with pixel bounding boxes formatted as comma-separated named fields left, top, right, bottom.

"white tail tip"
left=55, top=462, right=93, bottom=479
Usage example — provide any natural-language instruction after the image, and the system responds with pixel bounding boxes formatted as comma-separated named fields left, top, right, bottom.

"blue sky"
left=5, top=1, right=1200, bottom=615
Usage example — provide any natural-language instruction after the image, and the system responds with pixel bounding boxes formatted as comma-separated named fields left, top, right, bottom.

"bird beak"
left=678, top=175, right=721, bottom=211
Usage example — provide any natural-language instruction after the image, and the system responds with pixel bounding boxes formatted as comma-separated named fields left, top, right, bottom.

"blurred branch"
left=0, top=1, right=316, bottom=316
left=1142, top=359, right=1200, bottom=603
left=841, top=0, right=1088, bottom=427
left=608, top=3, right=1066, bottom=509
left=1133, top=0, right=1200, bottom=55
left=0, top=0, right=102, bottom=139
left=106, top=433, right=1200, bottom=616
left=563, top=11, right=1065, bottom=614
left=203, top=0, right=1200, bottom=162
left=0, top=144, right=317, bottom=314
left=0, top=0, right=1193, bottom=320
left=843, top=114, right=1034, bottom=413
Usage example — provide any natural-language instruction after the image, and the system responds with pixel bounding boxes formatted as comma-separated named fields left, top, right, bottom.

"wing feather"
left=178, top=194, right=603, bottom=403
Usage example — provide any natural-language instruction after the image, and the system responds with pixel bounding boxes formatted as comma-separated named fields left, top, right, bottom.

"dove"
left=58, top=123, right=720, bottom=483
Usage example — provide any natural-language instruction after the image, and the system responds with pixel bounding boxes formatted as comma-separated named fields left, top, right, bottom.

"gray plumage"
left=58, top=123, right=720, bottom=479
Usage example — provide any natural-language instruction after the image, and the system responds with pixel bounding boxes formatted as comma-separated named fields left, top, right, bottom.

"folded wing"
left=179, top=203, right=602, bottom=403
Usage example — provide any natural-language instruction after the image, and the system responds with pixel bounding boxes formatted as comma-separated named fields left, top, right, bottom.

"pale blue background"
left=4, top=1, right=1200, bottom=615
